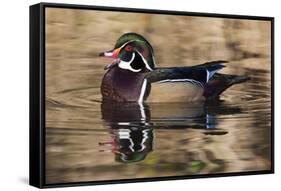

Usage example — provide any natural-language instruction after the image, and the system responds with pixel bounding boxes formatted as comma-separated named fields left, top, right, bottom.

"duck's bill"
left=98, top=51, right=114, bottom=58
left=99, top=47, right=121, bottom=59
left=99, top=48, right=122, bottom=70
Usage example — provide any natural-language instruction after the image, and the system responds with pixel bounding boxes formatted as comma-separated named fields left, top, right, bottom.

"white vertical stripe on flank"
left=206, top=69, right=220, bottom=82
left=206, top=69, right=210, bottom=83
left=138, top=78, right=147, bottom=103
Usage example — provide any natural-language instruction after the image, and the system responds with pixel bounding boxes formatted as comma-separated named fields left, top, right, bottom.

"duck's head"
left=99, top=33, right=156, bottom=72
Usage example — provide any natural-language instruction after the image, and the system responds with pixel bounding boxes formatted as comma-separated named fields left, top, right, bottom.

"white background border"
left=0, top=0, right=278, bottom=190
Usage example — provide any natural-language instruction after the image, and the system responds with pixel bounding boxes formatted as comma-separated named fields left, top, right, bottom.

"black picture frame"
left=29, top=2, right=274, bottom=188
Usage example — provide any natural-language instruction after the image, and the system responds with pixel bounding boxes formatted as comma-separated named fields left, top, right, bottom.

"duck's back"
left=145, top=62, right=249, bottom=102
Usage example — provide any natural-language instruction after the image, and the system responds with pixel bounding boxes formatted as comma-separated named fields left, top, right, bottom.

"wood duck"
left=99, top=33, right=249, bottom=103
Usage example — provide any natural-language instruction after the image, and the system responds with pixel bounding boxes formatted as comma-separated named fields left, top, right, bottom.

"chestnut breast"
left=101, top=67, right=149, bottom=102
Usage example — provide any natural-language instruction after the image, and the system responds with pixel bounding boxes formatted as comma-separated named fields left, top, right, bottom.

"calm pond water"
left=45, top=8, right=272, bottom=184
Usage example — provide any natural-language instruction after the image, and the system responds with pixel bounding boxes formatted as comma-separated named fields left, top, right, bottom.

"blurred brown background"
left=45, top=8, right=271, bottom=96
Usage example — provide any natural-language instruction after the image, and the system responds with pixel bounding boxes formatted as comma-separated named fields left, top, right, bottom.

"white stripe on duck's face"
left=118, top=52, right=142, bottom=72
left=118, top=51, right=152, bottom=72
left=135, top=50, right=153, bottom=71
left=117, top=42, right=153, bottom=72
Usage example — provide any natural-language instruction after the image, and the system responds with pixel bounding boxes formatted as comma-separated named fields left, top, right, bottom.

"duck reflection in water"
left=100, top=101, right=153, bottom=163
left=100, top=100, right=242, bottom=163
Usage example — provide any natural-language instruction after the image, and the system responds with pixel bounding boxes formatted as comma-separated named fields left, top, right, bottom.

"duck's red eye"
left=125, top=45, right=133, bottom=52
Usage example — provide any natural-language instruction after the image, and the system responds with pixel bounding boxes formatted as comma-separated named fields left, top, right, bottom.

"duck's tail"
left=203, top=73, right=250, bottom=100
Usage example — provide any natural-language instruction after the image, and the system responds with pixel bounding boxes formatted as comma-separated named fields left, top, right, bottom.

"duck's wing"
left=145, top=60, right=250, bottom=100
left=146, top=60, right=227, bottom=86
